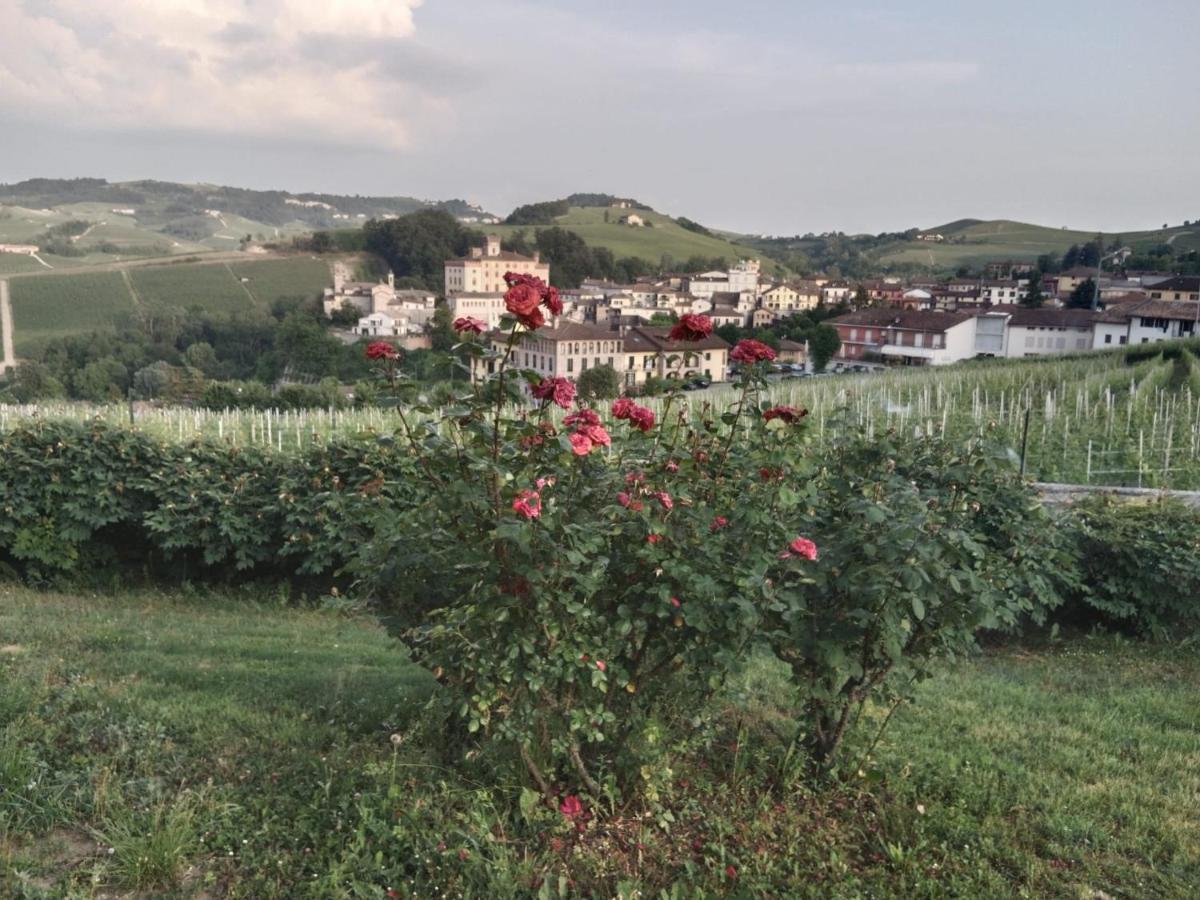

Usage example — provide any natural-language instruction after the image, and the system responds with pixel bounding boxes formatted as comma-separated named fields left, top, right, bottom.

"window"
left=850, top=328, right=858, bottom=340
left=1025, top=335, right=1035, bottom=348
left=567, top=358, right=574, bottom=373
left=1104, top=334, right=1112, bottom=344
left=581, top=359, right=588, bottom=371
left=914, top=333, right=925, bottom=347
left=1119, top=336, right=1127, bottom=345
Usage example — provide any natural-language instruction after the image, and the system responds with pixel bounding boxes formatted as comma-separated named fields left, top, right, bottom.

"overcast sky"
left=1, top=0, right=1197, bottom=235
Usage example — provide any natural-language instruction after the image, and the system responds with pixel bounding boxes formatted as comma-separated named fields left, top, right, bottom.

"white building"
left=444, top=234, right=549, bottom=295
left=1001, top=307, right=1097, bottom=358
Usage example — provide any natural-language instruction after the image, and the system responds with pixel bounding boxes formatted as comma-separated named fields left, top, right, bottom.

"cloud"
left=0, top=0, right=436, bottom=148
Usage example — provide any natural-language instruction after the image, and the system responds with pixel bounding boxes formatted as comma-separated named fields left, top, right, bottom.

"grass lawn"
left=1, top=588, right=1196, bottom=898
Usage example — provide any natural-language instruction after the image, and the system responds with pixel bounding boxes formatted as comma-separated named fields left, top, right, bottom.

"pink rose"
left=564, top=408, right=601, bottom=428
left=779, top=536, right=818, bottom=561
left=730, top=339, right=777, bottom=364
left=452, top=316, right=486, bottom=335
left=655, top=491, right=673, bottom=511
left=595, top=660, right=606, bottom=672
left=569, top=432, right=593, bottom=456
left=611, top=397, right=637, bottom=420
left=512, top=490, right=542, bottom=519
left=710, top=515, right=729, bottom=531
left=559, top=795, right=584, bottom=819
left=530, top=376, right=577, bottom=410
left=628, top=405, right=655, bottom=433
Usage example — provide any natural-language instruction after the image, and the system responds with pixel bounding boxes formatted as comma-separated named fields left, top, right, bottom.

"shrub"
left=761, top=426, right=1070, bottom=766
left=1061, top=496, right=1200, bottom=638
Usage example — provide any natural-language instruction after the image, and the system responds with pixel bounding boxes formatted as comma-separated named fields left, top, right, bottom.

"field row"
left=5, top=257, right=331, bottom=353
left=3, top=350, right=1199, bottom=488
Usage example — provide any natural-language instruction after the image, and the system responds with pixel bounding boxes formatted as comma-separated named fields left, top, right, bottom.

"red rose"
left=710, top=515, right=729, bottom=531
left=530, top=376, right=577, bottom=410
left=512, top=490, right=541, bottom=519
left=595, top=660, right=607, bottom=672
left=647, top=534, right=662, bottom=544
left=628, top=405, right=655, bottom=433
left=568, top=432, right=593, bottom=456
left=617, top=492, right=632, bottom=508
left=670, top=596, right=681, bottom=608
left=559, top=795, right=584, bottom=819
left=504, top=271, right=545, bottom=290
left=543, top=286, right=563, bottom=316
left=564, top=408, right=601, bottom=428
left=365, top=341, right=400, bottom=360
left=452, top=316, right=486, bottom=335
left=668, top=313, right=713, bottom=343
left=611, top=397, right=636, bottom=420
left=730, top=339, right=776, bottom=364
left=516, top=305, right=545, bottom=331
left=655, top=491, right=673, bottom=511
left=725, top=865, right=738, bottom=880
left=505, top=282, right=542, bottom=317
left=763, top=405, right=807, bottom=424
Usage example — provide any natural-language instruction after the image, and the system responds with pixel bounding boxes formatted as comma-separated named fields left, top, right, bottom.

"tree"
left=853, top=285, right=870, bottom=309
left=533, top=227, right=600, bottom=288
left=2, top=361, right=66, bottom=402
left=329, top=302, right=362, bottom=327
left=1020, top=274, right=1046, bottom=309
left=428, top=305, right=457, bottom=353
left=576, top=364, right=619, bottom=401
left=363, top=209, right=479, bottom=292
left=808, top=324, right=841, bottom=373
left=1068, top=278, right=1097, bottom=309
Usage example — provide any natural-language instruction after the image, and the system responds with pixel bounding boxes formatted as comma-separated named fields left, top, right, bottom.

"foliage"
left=676, top=217, right=712, bottom=237
left=575, top=363, right=620, bottom=401
left=0, top=420, right=417, bottom=585
left=1067, top=278, right=1098, bottom=309
left=807, top=324, right=840, bottom=372
left=1020, top=272, right=1046, bottom=308
left=363, top=209, right=482, bottom=292
left=1061, top=496, right=1200, bottom=638
left=762, top=425, right=1069, bottom=765
left=505, top=199, right=570, bottom=226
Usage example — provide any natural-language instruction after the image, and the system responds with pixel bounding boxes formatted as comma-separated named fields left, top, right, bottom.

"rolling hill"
left=872, top=219, right=1200, bottom=269
left=0, top=178, right=494, bottom=271
left=487, top=206, right=781, bottom=274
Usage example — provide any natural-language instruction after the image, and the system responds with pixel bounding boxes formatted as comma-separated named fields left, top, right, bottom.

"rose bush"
left=354, top=303, right=824, bottom=801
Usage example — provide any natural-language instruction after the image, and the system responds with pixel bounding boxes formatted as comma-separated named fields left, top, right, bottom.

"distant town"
left=326, top=229, right=1200, bottom=385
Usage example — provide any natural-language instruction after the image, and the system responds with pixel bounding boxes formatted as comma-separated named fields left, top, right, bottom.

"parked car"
left=683, top=377, right=712, bottom=391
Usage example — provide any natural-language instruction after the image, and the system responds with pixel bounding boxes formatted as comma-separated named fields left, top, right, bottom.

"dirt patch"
left=25, top=828, right=100, bottom=889
left=0, top=644, right=24, bottom=654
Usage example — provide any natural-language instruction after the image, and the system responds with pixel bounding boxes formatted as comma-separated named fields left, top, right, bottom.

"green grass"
left=129, top=263, right=255, bottom=316
left=1, top=587, right=1195, bottom=897
left=8, top=273, right=135, bottom=354
left=489, top=206, right=781, bottom=273
left=229, top=257, right=331, bottom=307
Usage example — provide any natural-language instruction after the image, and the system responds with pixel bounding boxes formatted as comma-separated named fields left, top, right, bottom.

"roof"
left=1060, top=266, right=1099, bottom=278
left=1005, top=308, right=1099, bottom=328
left=1149, top=276, right=1200, bottom=292
left=1094, top=298, right=1200, bottom=323
left=623, top=326, right=732, bottom=353
left=779, top=339, right=807, bottom=350
left=531, top=321, right=618, bottom=342
left=830, top=309, right=973, bottom=333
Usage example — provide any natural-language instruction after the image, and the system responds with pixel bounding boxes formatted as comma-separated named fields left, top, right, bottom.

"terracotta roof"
left=1094, top=298, right=1200, bottom=323
left=531, top=321, right=619, bottom=342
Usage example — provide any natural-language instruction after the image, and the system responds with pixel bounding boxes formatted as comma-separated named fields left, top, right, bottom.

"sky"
left=1, top=0, right=1198, bottom=235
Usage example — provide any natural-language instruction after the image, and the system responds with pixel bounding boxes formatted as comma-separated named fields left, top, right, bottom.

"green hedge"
left=0, top=420, right=416, bottom=585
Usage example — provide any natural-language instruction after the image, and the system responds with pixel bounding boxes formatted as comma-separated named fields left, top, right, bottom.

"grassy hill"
left=489, top=206, right=781, bottom=274
left=872, top=219, right=1200, bottom=269
left=0, top=178, right=493, bottom=271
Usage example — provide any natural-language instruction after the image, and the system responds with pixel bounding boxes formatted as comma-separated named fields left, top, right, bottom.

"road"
left=1, top=279, right=14, bottom=372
